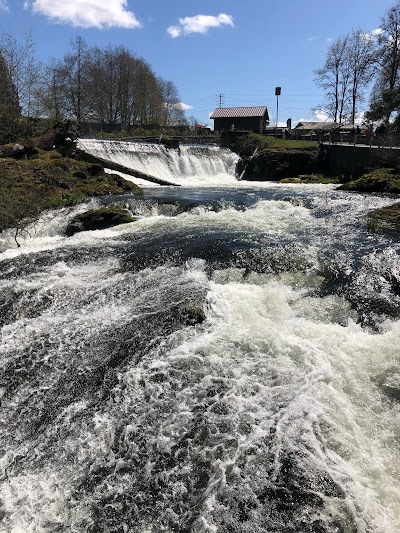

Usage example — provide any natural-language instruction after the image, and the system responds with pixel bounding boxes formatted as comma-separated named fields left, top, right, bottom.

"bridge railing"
left=89, top=134, right=220, bottom=145
left=289, top=131, right=400, bottom=148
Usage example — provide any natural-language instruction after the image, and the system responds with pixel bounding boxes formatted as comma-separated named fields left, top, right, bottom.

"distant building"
left=210, top=106, right=269, bottom=134
left=195, top=124, right=212, bottom=136
left=337, top=124, right=366, bottom=133
left=294, top=121, right=336, bottom=132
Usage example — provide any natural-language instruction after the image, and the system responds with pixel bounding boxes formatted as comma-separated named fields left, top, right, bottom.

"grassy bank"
left=236, top=133, right=319, bottom=153
left=338, top=168, right=400, bottom=194
left=0, top=147, right=142, bottom=243
left=225, top=132, right=328, bottom=181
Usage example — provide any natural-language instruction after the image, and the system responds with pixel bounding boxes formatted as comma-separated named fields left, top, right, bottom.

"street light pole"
left=275, top=87, right=281, bottom=135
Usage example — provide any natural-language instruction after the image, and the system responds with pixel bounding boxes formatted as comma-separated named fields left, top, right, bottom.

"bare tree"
left=347, top=29, right=376, bottom=124
left=36, top=59, right=68, bottom=121
left=376, top=3, right=400, bottom=92
left=0, top=186, right=42, bottom=247
left=314, top=36, right=351, bottom=124
left=61, top=36, right=89, bottom=125
left=85, top=45, right=166, bottom=127
left=158, top=78, right=187, bottom=126
left=0, top=33, right=187, bottom=133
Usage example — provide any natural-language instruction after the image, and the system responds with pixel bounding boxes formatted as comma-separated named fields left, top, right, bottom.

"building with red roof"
left=210, top=106, right=269, bottom=133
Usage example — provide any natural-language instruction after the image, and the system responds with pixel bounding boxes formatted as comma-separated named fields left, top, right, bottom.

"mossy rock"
left=367, top=202, right=400, bottom=227
left=279, top=178, right=302, bottom=184
left=338, top=168, right=400, bottom=193
left=171, top=302, right=206, bottom=326
left=66, top=207, right=136, bottom=236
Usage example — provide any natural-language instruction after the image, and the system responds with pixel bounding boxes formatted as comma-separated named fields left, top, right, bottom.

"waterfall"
left=77, top=139, right=240, bottom=187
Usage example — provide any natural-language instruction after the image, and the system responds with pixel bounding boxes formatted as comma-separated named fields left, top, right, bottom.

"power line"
left=217, top=93, right=225, bottom=108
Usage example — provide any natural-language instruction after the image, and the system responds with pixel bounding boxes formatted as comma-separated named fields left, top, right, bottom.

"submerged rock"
left=171, top=301, right=206, bottom=326
left=66, top=207, right=136, bottom=236
left=372, top=368, right=400, bottom=402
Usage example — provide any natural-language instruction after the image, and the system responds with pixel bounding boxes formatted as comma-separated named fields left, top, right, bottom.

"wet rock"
left=171, top=301, right=206, bottom=326
left=66, top=207, right=136, bottom=237
left=88, top=164, right=103, bottom=176
left=372, top=367, right=400, bottom=401
left=72, top=171, right=87, bottom=179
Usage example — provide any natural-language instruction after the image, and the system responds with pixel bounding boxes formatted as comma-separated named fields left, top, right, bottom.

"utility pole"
left=218, top=94, right=225, bottom=108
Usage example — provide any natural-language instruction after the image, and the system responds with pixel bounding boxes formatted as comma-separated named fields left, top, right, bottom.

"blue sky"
left=0, top=0, right=397, bottom=127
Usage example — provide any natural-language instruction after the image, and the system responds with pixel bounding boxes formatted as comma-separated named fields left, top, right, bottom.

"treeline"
left=0, top=34, right=189, bottom=144
left=315, top=1, right=400, bottom=129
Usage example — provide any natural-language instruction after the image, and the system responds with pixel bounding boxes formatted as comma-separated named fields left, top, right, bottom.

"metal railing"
left=289, top=131, right=400, bottom=148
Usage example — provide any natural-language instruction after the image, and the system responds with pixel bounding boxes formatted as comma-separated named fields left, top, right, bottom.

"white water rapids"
left=0, top=143, right=400, bottom=532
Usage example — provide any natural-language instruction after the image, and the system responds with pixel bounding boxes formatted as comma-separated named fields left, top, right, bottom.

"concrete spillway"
left=77, top=139, right=240, bottom=187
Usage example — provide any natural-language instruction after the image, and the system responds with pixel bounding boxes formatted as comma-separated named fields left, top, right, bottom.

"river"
left=0, top=142, right=400, bottom=532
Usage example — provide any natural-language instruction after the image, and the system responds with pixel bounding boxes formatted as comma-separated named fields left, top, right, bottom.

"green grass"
left=249, top=133, right=319, bottom=150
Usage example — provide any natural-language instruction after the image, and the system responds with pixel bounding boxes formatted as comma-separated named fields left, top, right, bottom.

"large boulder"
left=66, top=207, right=136, bottom=237
left=239, top=149, right=320, bottom=181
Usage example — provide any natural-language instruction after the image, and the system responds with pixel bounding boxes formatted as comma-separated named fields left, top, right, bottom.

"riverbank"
left=225, top=133, right=400, bottom=227
left=222, top=132, right=332, bottom=182
left=337, top=168, right=400, bottom=227
left=0, top=144, right=142, bottom=237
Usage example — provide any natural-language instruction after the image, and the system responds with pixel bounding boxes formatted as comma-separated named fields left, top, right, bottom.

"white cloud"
left=313, top=109, right=334, bottom=122
left=167, top=13, right=234, bottom=38
left=371, top=28, right=384, bottom=37
left=180, top=103, right=192, bottom=111
left=27, top=0, right=141, bottom=29
left=354, top=111, right=366, bottom=125
left=0, top=1, right=9, bottom=13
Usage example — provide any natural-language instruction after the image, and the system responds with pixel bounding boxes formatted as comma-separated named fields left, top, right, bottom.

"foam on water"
left=1, top=183, right=400, bottom=531
left=78, top=139, right=240, bottom=187
left=3, top=263, right=399, bottom=531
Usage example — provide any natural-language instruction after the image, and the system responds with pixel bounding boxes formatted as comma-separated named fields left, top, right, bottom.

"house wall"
left=214, top=116, right=266, bottom=133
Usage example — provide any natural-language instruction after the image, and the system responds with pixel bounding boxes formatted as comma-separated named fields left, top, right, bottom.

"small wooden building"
left=210, top=106, right=269, bottom=134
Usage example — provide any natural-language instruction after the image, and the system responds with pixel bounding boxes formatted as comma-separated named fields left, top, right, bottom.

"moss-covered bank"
left=337, top=168, right=400, bottom=194
left=367, top=202, right=400, bottom=227
left=337, top=168, right=400, bottom=230
left=224, top=133, right=329, bottom=181
left=0, top=145, right=142, bottom=235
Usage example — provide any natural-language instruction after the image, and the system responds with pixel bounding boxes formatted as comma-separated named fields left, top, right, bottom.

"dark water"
left=0, top=184, right=400, bottom=532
